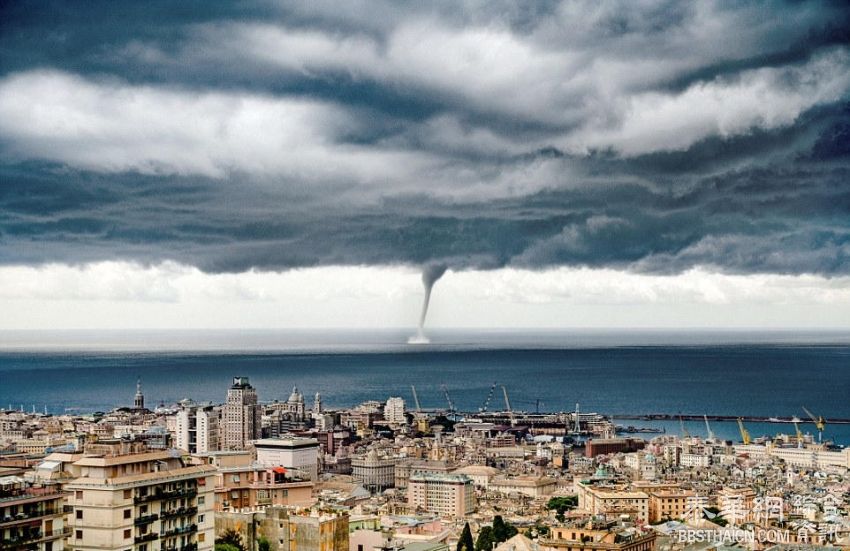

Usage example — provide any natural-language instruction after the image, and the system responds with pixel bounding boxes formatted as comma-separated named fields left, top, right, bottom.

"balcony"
left=0, top=527, right=71, bottom=550
left=161, top=523, right=197, bottom=538
left=0, top=506, right=64, bottom=526
left=135, top=486, right=197, bottom=503
left=134, top=513, right=159, bottom=525
left=161, top=506, right=197, bottom=519
left=161, top=488, right=197, bottom=500
left=134, top=532, right=159, bottom=544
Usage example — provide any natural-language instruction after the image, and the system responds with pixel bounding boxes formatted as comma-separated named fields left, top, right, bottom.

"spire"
left=134, top=377, right=145, bottom=410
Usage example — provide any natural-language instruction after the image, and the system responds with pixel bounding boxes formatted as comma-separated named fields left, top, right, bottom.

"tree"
left=215, top=529, right=245, bottom=551
left=475, top=526, right=496, bottom=551
left=546, top=496, right=578, bottom=522
left=458, top=523, right=475, bottom=551
left=492, top=516, right=517, bottom=543
left=258, top=536, right=272, bottom=551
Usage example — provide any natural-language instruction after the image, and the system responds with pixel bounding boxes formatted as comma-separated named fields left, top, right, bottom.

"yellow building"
left=541, top=523, right=656, bottom=551
left=647, top=490, right=695, bottom=523
left=575, top=483, right=649, bottom=522
left=65, top=440, right=216, bottom=551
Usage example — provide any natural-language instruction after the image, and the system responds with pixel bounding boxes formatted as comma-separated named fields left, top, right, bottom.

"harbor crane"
left=480, top=382, right=497, bottom=412
left=802, top=406, right=826, bottom=443
left=440, top=384, right=455, bottom=413
left=737, top=417, right=752, bottom=445
left=703, top=414, right=715, bottom=441
left=410, top=385, right=422, bottom=413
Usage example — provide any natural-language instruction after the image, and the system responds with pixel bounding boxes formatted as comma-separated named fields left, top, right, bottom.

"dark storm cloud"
left=0, top=1, right=849, bottom=276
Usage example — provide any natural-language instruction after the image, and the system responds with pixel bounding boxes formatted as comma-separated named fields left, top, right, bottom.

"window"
left=123, top=489, right=131, bottom=499
left=198, top=496, right=205, bottom=505
left=76, top=510, right=83, bottom=519
left=198, top=533, right=205, bottom=543
left=75, top=491, right=83, bottom=500
left=124, top=529, right=131, bottom=539
left=76, top=530, right=83, bottom=540
left=198, top=514, right=205, bottom=523
left=124, top=509, right=131, bottom=519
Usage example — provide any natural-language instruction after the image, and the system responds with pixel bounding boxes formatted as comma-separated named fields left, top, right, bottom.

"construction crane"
left=410, top=385, right=422, bottom=413
left=737, top=417, right=752, bottom=445
left=480, top=382, right=497, bottom=412
left=440, top=384, right=455, bottom=413
left=802, top=406, right=826, bottom=443
left=679, top=414, right=690, bottom=439
left=793, top=420, right=804, bottom=448
left=703, top=414, right=715, bottom=441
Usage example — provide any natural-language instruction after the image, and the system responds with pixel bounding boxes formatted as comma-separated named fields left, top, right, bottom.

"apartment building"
left=65, top=440, right=216, bottom=551
left=222, top=377, right=261, bottom=451
left=384, top=398, right=406, bottom=425
left=175, top=402, right=219, bottom=454
left=407, top=473, right=474, bottom=518
left=0, top=476, right=68, bottom=551
left=206, top=452, right=314, bottom=511
left=647, top=489, right=695, bottom=523
left=575, top=483, right=650, bottom=522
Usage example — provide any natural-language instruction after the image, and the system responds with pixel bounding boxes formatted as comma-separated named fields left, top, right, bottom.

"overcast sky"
left=1, top=1, right=849, bottom=330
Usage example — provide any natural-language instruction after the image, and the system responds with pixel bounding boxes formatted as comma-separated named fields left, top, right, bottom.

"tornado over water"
left=409, top=264, right=447, bottom=344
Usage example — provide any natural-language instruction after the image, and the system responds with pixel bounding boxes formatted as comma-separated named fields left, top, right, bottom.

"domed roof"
left=288, top=386, right=304, bottom=403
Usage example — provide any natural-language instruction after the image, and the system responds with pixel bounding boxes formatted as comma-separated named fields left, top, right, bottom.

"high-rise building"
left=408, top=473, right=475, bottom=518
left=65, top=439, right=216, bottom=551
left=222, top=377, right=261, bottom=451
left=384, top=397, right=406, bottom=425
left=175, top=400, right=220, bottom=454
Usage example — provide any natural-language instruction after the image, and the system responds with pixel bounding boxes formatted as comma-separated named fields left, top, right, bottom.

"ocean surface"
left=1, top=329, right=848, bottom=445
